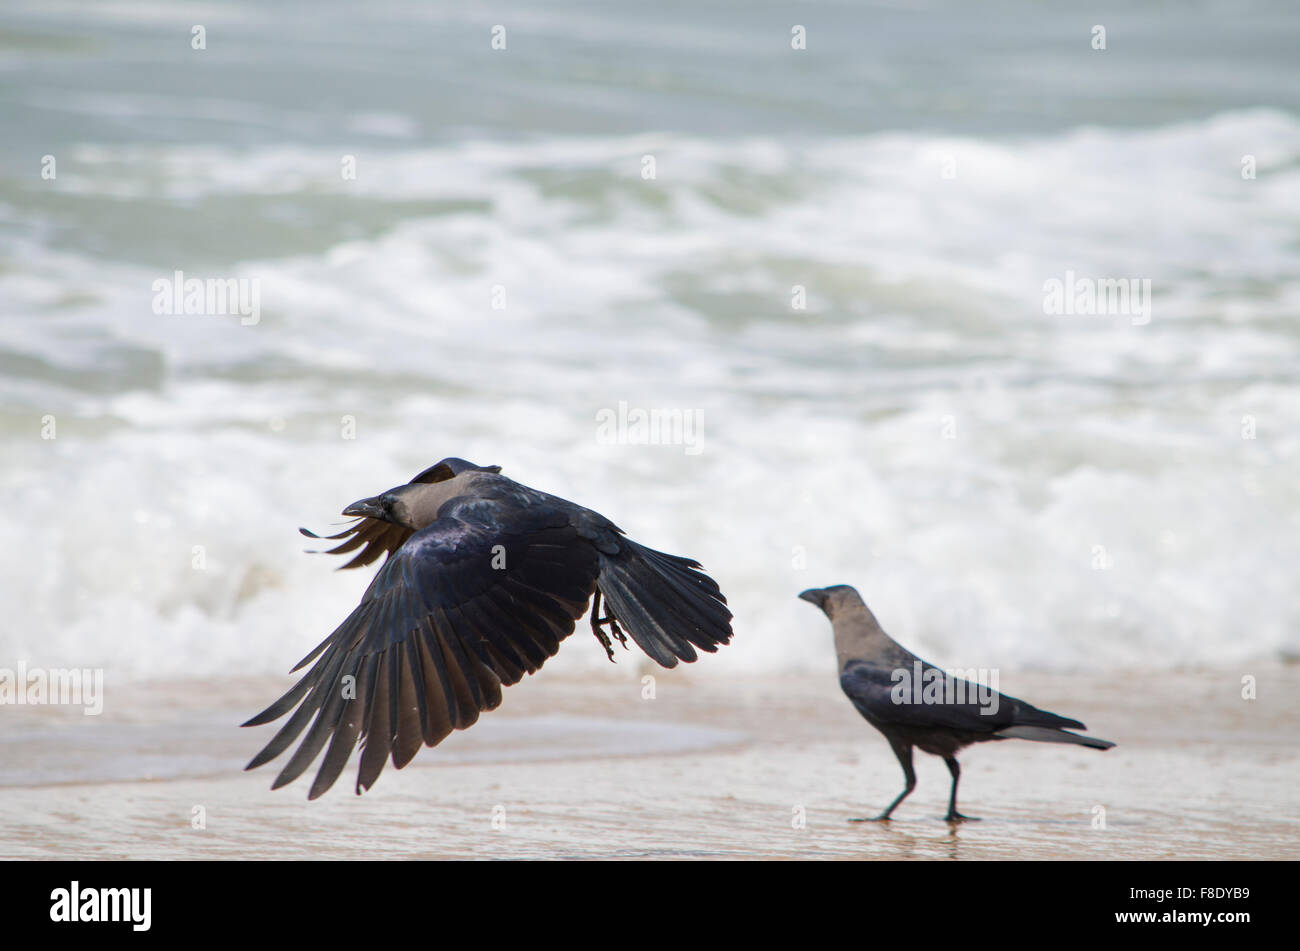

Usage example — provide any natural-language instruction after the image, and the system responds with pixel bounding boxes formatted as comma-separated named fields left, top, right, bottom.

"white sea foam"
left=2, top=110, right=1298, bottom=681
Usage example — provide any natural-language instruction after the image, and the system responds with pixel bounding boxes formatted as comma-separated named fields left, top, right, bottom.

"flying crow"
left=245, top=458, right=733, bottom=798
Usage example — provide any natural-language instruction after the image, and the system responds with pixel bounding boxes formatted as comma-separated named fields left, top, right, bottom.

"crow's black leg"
left=943, top=756, right=978, bottom=822
left=588, top=590, right=628, bottom=662
left=852, top=738, right=915, bottom=822
left=589, top=590, right=614, bottom=660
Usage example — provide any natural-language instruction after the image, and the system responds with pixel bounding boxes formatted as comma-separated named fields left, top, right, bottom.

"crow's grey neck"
left=406, top=470, right=497, bottom=527
left=831, top=604, right=911, bottom=670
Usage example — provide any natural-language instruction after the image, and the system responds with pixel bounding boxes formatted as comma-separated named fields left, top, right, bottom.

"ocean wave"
left=2, top=109, right=1298, bottom=678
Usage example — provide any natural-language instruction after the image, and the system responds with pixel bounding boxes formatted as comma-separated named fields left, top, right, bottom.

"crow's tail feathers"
left=595, top=540, right=733, bottom=668
left=996, top=725, right=1116, bottom=750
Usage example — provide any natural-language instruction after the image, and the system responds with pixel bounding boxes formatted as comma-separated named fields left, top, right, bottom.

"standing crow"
left=245, top=458, right=732, bottom=798
left=798, top=585, right=1113, bottom=822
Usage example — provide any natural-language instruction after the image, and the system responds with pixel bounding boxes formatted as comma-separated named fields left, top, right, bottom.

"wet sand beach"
left=3, top=665, right=1296, bottom=860
left=5, top=1, right=1300, bottom=867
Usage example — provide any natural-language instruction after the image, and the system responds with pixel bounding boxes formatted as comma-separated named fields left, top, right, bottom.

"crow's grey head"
left=798, top=585, right=863, bottom=618
left=341, top=458, right=502, bottom=530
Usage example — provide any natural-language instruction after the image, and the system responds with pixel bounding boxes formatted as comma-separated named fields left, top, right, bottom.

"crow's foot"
left=589, top=591, right=629, bottom=662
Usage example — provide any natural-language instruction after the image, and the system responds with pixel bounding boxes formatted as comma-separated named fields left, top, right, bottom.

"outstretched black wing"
left=246, top=500, right=599, bottom=798
left=594, top=539, right=732, bottom=668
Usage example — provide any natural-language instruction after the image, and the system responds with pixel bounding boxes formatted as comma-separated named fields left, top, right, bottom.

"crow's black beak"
left=342, top=496, right=386, bottom=520
left=798, top=588, right=827, bottom=608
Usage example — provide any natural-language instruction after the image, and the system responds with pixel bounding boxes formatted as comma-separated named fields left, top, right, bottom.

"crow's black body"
left=246, top=458, right=732, bottom=798
left=800, top=585, right=1114, bottom=822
